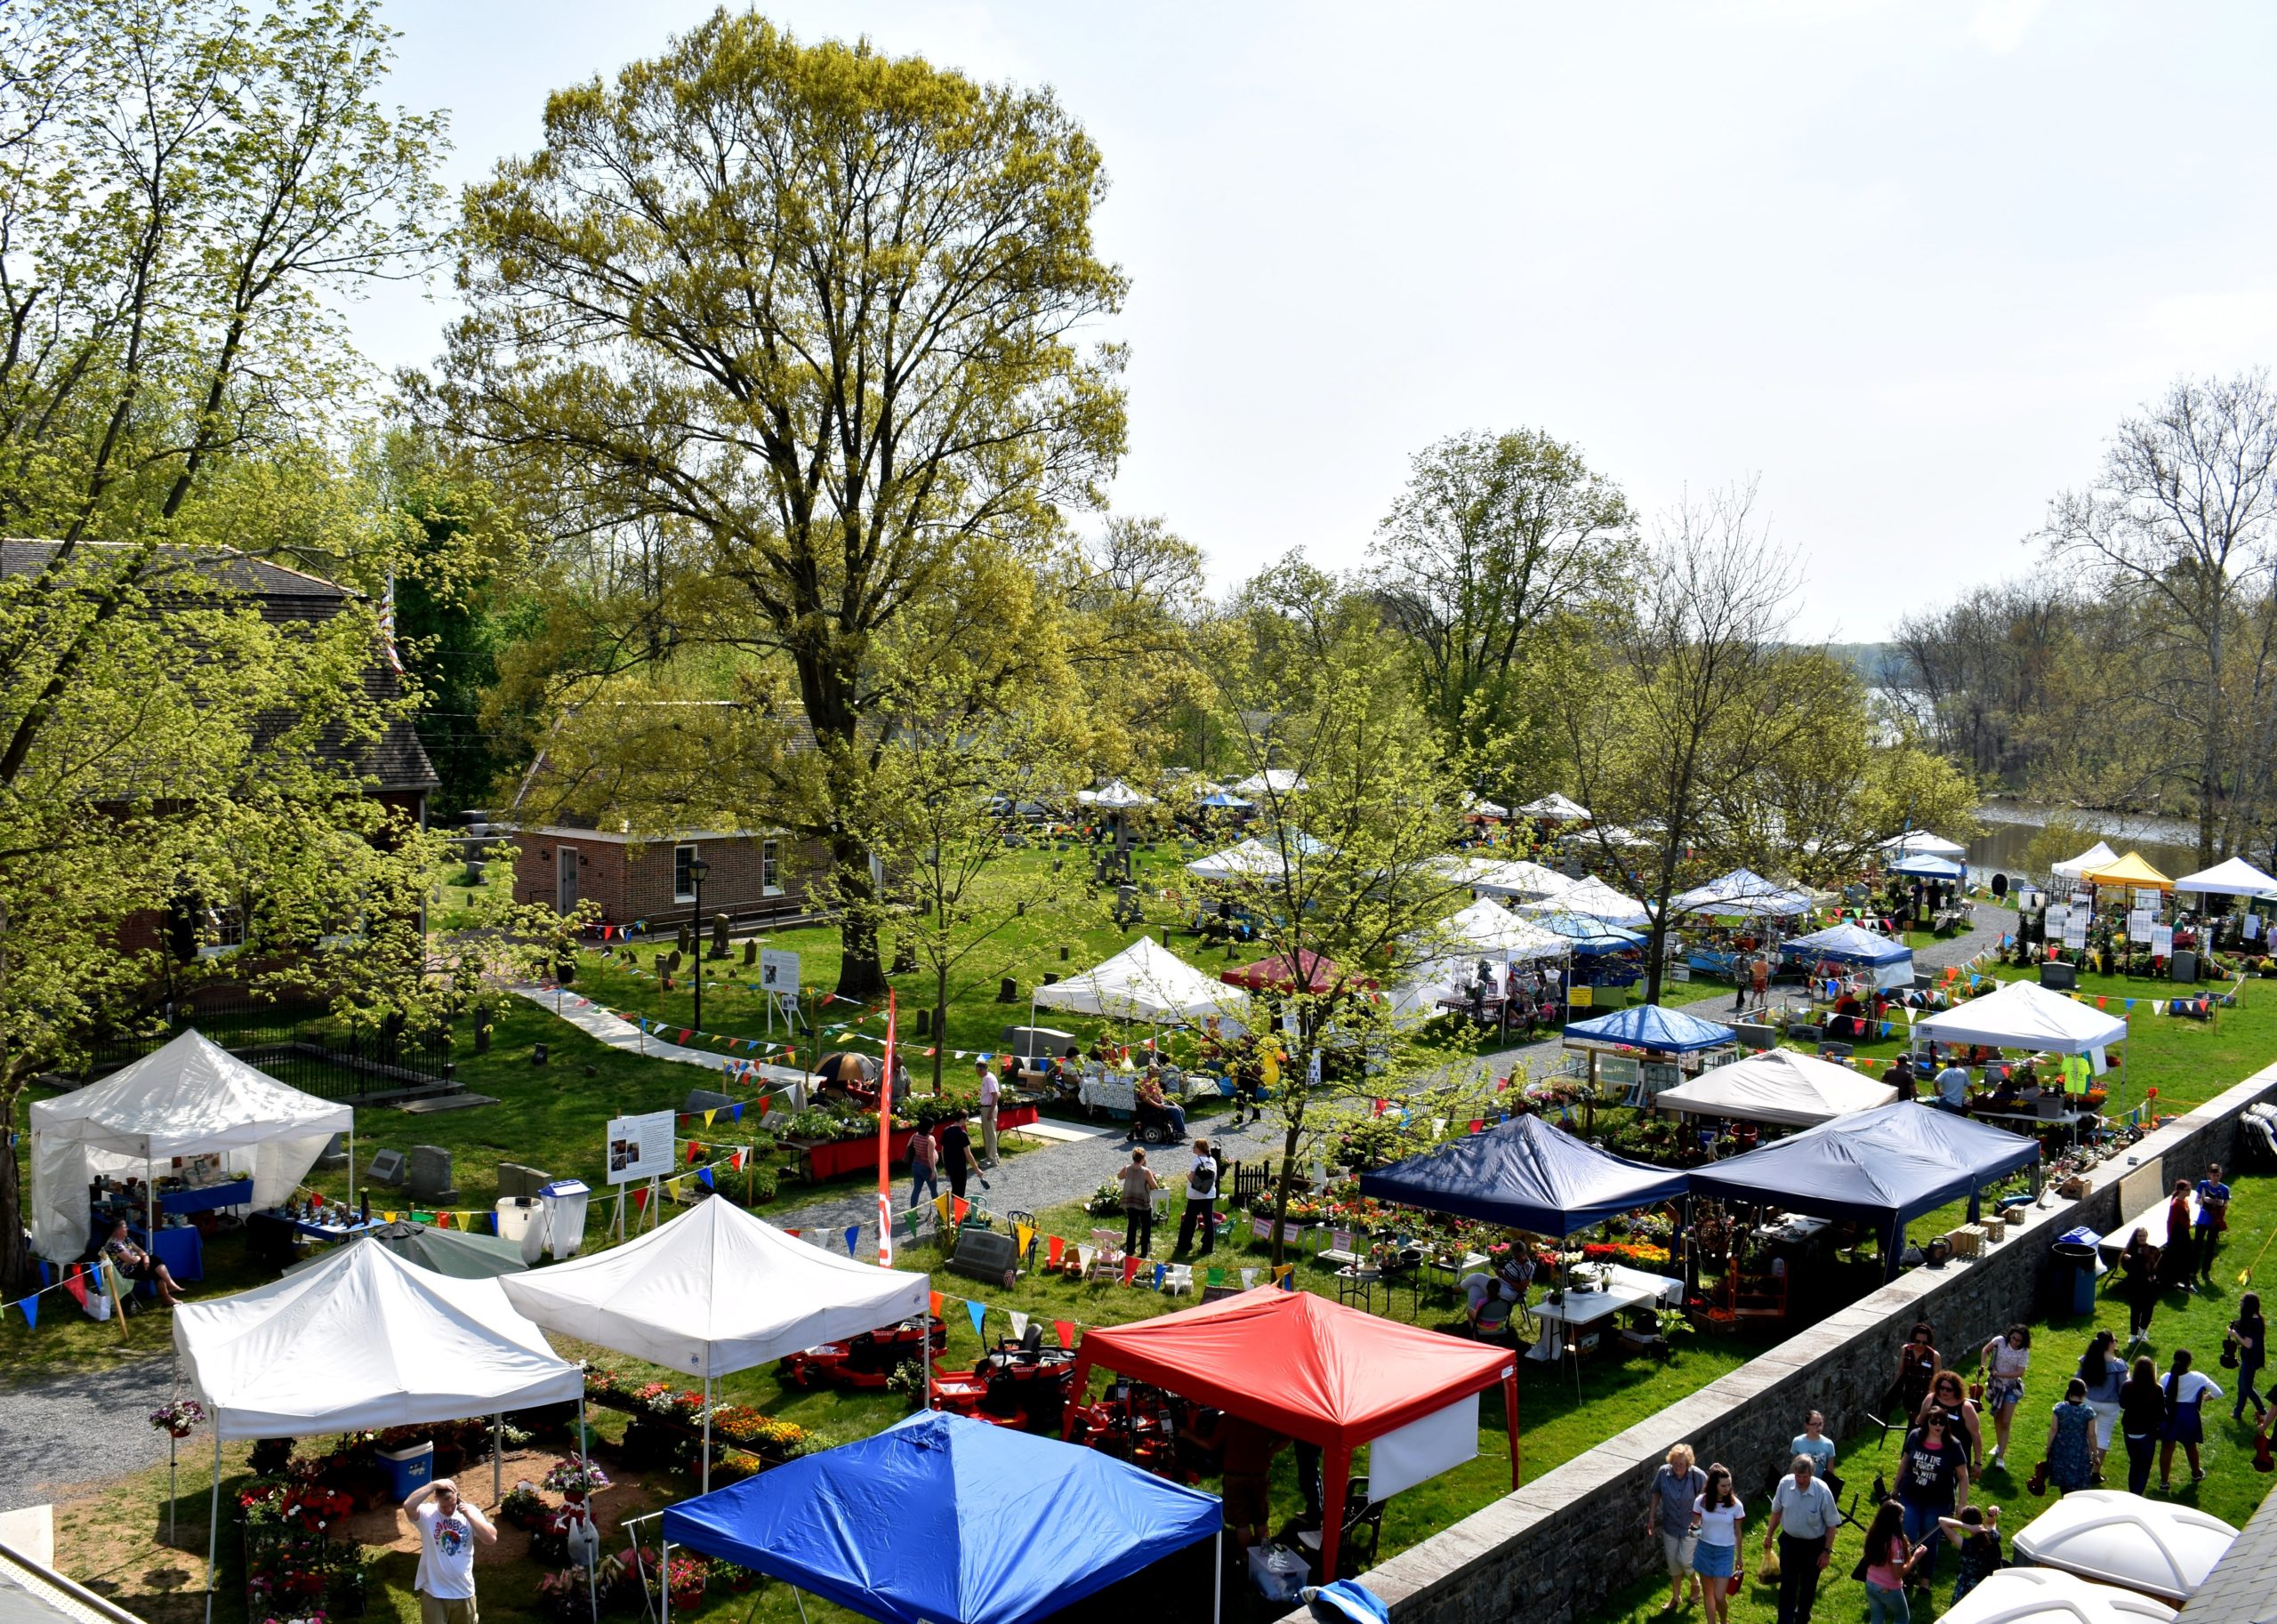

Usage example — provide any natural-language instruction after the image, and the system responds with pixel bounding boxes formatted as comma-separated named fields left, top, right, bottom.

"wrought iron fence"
left=83, top=991, right=455, bottom=1100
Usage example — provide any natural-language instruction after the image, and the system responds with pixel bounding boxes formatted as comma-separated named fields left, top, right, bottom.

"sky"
left=358, top=0, right=2277, bottom=639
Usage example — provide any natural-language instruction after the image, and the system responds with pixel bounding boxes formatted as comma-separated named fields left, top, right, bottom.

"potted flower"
left=498, top=1485, right=550, bottom=1532
left=149, top=1398, right=206, bottom=1438
left=542, top=1456, right=611, bottom=1504
left=665, top=1554, right=708, bottom=1612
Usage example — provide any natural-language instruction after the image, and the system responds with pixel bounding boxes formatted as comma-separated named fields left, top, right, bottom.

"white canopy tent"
left=1652, top=1049, right=1897, bottom=1128
left=1915, top=977, right=2128, bottom=1056
left=1671, top=867, right=1814, bottom=917
left=1185, top=837, right=1287, bottom=883
left=1880, top=831, right=1968, bottom=860
left=28, top=1030, right=350, bottom=1265
left=176, top=1239, right=585, bottom=1620
left=501, top=1196, right=929, bottom=1490
left=1519, top=875, right=1649, bottom=929
left=1467, top=858, right=1575, bottom=901
left=1518, top=792, right=1590, bottom=821
left=1077, top=779, right=1154, bottom=808
left=2009, top=1491, right=2236, bottom=1605
left=1939, top=1569, right=2178, bottom=1624
left=1390, top=902, right=1571, bottom=1020
left=1231, top=769, right=1305, bottom=797
left=2173, top=856, right=2277, bottom=896
left=1460, top=792, right=1509, bottom=817
left=2052, top=840, right=2120, bottom=881
left=1033, top=936, right=1249, bottom=1025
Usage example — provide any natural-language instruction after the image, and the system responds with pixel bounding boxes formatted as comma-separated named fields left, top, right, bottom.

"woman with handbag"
left=2230, top=1293, right=2267, bottom=1424
left=1981, top=1325, right=2031, bottom=1470
left=1687, top=1462, right=1746, bottom=1624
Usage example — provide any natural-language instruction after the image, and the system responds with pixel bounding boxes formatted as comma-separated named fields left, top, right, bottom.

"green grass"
left=1583, top=1172, right=2277, bottom=1624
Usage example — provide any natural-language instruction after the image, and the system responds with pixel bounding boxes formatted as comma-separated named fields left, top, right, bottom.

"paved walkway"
left=511, top=985, right=812, bottom=1089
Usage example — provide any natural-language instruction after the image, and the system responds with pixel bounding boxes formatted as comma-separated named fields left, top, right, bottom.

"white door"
left=557, top=846, right=579, bottom=913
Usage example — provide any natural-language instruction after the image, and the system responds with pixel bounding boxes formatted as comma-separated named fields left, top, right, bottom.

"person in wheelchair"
left=1130, top=1067, right=1187, bottom=1142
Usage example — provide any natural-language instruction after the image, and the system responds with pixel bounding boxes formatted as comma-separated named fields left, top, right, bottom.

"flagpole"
left=876, top=992, right=897, bottom=1267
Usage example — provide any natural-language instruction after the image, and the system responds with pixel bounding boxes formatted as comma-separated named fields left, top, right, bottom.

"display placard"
left=2151, top=925, right=2174, bottom=958
left=605, top=1109, right=675, bottom=1185
left=2128, top=910, right=2154, bottom=943
left=758, top=947, right=801, bottom=993
left=1597, top=1056, right=1640, bottom=1090
left=2064, top=922, right=2088, bottom=950
left=2044, top=905, right=2069, bottom=932
left=1639, top=1060, right=1683, bottom=1096
left=2249, top=914, right=2265, bottom=941
left=2132, top=888, right=2162, bottom=912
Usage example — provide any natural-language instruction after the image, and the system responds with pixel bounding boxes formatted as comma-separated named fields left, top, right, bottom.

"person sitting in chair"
left=102, top=1218, right=187, bottom=1306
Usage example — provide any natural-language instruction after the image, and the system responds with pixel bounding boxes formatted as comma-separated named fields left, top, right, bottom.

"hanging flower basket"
left=149, top=1399, right=207, bottom=1439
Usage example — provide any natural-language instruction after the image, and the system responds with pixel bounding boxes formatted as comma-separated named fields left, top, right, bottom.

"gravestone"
left=665, top=949, right=682, bottom=975
left=677, top=922, right=693, bottom=956
left=744, top=938, right=758, bottom=967
left=892, top=941, right=917, bottom=974
left=366, top=1149, right=406, bottom=1188
left=315, top=1132, right=349, bottom=1171
left=711, top=913, right=729, bottom=957
left=407, top=1145, right=458, bottom=1205
left=653, top=953, right=670, bottom=979
left=497, top=1162, right=551, bottom=1202
left=681, top=1086, right=737, bottom=1117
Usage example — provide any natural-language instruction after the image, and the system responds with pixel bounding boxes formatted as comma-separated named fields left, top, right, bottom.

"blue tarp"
left=1686, top=1102, right=2040, bottom=1273
left=660, top=1411, right=1220, bottom=1624
left=1531, top=913, right=1645, bottom=953
left=1780, top=923, right=1911, bottom=968
left=1888, top=854, right=1966, bottom=880
left=1357, top=1113, right=1689, bottom=1236
left=1562, top=1002, right=1738, bottom=1052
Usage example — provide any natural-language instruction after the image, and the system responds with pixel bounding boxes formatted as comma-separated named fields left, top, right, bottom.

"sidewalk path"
left=511, top=985, right=812, bottom=1089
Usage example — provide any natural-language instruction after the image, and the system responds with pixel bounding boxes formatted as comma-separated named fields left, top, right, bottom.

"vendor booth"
left=1652, top=1048, right=1896, bottom=1129
left=176, top=1239, right=586, bottom=1621
left=1562, top=1004, right=1740, bottom=1092
left=662, top=1411, right=1222, bottom=1624
left=1687, top=1102, right=2040, bottom=1277
left=1939, top=1568, right=2178, bottom=1624
left=1888, top=852, right=1966, bottom=882
left=500, top=1196, right=929, bottom=1490
left=1672, top=868, right=1813, bottom=918
left=1185, top=837, right=1287, bottom=882
left=1467, top=858, right=1575, bottom=901
left=1221, top=949, right=1339, bottom=994
left=1520, top=876, right=1648, bottom=929
left=1231, top=769, right=1305, bottom=797
left=29, top=1029, right=351, bottom=1266
left=1077, top=779, right=1154, bottom=808
left=1034, top=937, right=1248, bottom=1025
left=2173, top=855, right=2277, bottom=899
left=2081, top=851, right=2173, bottom=893
left=1066, top=1287, right=1517, bottom=1582
left=2008, top=1491, right=2237, bottom=1605
left=1391, top=901, right=1571, bottom=1025
left=1358, top=1113, right=1687, bottom=1234
left=1781, top=921, right=1915, bottom=993
left=1914, top=978, right=2128, bottom=1087
left=1881, top=831, right=1968, bottom=860
left=2053, top=841, right=2120, bottom=882
left=1519, top=792, right=1590, bottom=823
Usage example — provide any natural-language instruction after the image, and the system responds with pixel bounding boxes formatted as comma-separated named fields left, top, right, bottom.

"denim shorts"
left=1694, top=1541, right=1736, bottom=1580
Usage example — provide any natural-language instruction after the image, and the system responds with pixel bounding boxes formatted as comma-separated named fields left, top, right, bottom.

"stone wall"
left=1289, top=1063, right=2277, bottom=1624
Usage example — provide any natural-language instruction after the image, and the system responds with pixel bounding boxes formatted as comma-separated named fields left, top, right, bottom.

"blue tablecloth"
left=161, top=1178, right=253, bottom=1216
left=130, top=1225, right=203, bottom=1284
left=257, top=1209, right=382, bottom=1242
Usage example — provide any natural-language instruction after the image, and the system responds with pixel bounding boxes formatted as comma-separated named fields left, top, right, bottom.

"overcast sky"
left=359, top=0, right=2277, bottom=639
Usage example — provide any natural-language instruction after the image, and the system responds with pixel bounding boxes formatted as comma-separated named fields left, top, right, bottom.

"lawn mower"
left=929, top=1325, right=1079, bottom=1432
left=776, top=1314, right=946, bottom=1390
left=1066, top=1380, right=1221, bottom=1481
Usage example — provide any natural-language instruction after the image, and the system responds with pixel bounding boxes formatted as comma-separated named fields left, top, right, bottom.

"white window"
left=673, top=842, right=699, bottom=902
left=762, top=839, right=783, bottom=896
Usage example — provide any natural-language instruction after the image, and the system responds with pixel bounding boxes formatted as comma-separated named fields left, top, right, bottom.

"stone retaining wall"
left=1289, top=1063, right=2277, bottom=1624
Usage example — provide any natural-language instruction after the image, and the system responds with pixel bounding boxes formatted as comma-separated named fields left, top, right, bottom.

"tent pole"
left=660, top=1539, right=670, bottom=1624
left=701, top=1374, right=712, bottom=1494
left=492, top=1414, right=502, bottom=1504
left=579, top=1395, right=598, bottom=1624
left=169, top=1365, right=181, bottom=1546
left=349, top=1122, right=357, bottom=1219
left=1507, top=1368, right=1522, bottom=1489
left=1320, top=1446, right=1351, bottom=1582
left=203, top=1429, right=221, bottom=1624
left=1213, top=1528, right=1223, bottom=1624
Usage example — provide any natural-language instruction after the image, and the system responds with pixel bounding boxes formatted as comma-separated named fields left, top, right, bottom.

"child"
left=1935, top=1506, right=2002, bottom=1604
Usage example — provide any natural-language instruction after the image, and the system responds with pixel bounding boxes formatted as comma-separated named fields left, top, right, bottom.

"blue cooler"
left=377, top=1441, right=433, bottom=1498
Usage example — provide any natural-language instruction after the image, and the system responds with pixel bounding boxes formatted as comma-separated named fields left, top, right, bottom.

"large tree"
left=433, top=11, right=1129, bottom=997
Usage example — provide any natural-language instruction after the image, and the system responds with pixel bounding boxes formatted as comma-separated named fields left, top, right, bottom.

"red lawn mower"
left=928, top=1326, right=1078, bottom=1432
left=776, top=1314, right=946, bottom=1391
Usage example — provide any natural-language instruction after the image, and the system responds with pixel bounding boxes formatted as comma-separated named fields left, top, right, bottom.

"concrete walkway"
left=511, top=985, right=812, bottom=1089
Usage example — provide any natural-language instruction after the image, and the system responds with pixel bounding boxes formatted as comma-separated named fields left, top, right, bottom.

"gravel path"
left=0, top=1357, right=177, bottom=1508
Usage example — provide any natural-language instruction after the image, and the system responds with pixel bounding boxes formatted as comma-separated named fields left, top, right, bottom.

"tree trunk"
left=1267, top=1113, right=1304, bottom=1272
left=0, top=1117, right=30, bottom=1297
left=832, top=834, right=887, bottom=1000
left=932, top=963, right=949, bottom=1097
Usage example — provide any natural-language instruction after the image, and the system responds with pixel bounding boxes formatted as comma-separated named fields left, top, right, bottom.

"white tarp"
left=1518, top=875, right=1649, bottom=929
left=1460, top=792, right=1508, bottom=817
left=1915, top=978, right=2128, bottom=1056
left=499, top=1195, right=929, bottom=1380
left=2173, top=856, right=2277, bottom=896
left=1033, top=937, right=1250, bottom=1024
left=1880, top=831, right=1968, bottom=859
left=1077, top=778, right=1153, bottom=808
left=1366, top=1392, right=1480, bottom=1500
left=1939, top=1569, right=2178, bottom=1624
left=1438, top=899, right=1573, bottom=962
left=175, top=1238, right=583, bottom=1438
left=1185, top=837, right=1288, bottom=882
left=29, top=1030, right=350, bottom=1264
left=1653, top=1049, right=1897, bottom=1128
left=1518, top=792, right=1590, bottom=821
left=1671, top=867, right=1814, bottom=918
left=2010, top=1491, right=2236, bottom=1604
left=2053, top=840, right=2120, bottom=881
left=1467, top=859, right=1575, bottom=901
left=1231, top=769, right=1305, bottom=797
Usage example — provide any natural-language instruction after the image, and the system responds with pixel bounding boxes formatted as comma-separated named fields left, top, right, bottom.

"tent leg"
left=660, top=1539, right=670, bottom=1624
left=1320, top=1447, right=1351, bottom=1582
left=204, top=1430, right=221, bottom=1624
left=1213, top=1528, right=1223, bottom=1624
left=493, top=1413, right=502, bottom=1504
left=580, top=1395, right=598, bottom=1624
left=1507, top=1369, right=1522, bottom=1489
left=792, top=1591, right=811, bottom=1624
left=350, top=1123, right=357, bottom=1219
left=702, top=1376, right=712, bottom=1495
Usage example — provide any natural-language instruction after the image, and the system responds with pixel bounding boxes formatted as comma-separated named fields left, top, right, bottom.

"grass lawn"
left=1582, top=1170, right=2277, bottom=1624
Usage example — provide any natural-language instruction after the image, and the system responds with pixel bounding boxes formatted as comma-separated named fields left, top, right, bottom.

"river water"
left=1963, top=801, right=2204, bottom=886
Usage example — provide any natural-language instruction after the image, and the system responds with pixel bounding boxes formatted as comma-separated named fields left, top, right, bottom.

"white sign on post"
left=2064, top=921, right=2089, bottom=950
left=2129, top=911, right=2154, bottom=943
left=758, top=948, right=801, bottom=992
left=2133, top=888, right=2162, bottom=912
left=2249, top=914, right=2265, bottom=941
left=2152, top=925, right=2175, bottom=958
left=604, top=1109, right=675, bottom=1185
left=2044, top=905, right=2069, bottom=933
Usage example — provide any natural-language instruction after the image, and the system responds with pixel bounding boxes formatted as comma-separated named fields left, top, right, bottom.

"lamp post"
left=687, top=855, right=710, bottom=1032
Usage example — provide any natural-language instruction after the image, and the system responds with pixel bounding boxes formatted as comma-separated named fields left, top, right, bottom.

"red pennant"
left=930, top=1290, right=944, bottom=1317
left=62, top=1266, right=87, bottom=1308
left=1053, top=1320, right=1074, bottom=1349
left=1468, top=1119, right=1484, bottom=1134
left=757, top=1096, right=771, bottom=1115
left=1046, top=1235, right=1065, bottom=1266
left=1121, top=1257, right=1142, bottom=1286
left=434, top=1210, right=452, bottom=1229
left=952, top=1197, right=970, bottom=1223
left=686, top=1140, right=702, bottom=1165
left=631, top=1187, right=649, bottom=1211
left=678, top=1028, right=693, bottom=1044
left=786, top=1227, right=801, bottom=1239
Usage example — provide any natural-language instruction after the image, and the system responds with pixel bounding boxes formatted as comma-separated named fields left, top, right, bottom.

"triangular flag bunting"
left=844, top=1225, right=860, bottom=1257
left=1008, top=1311, right=1029, bottom=1343
left=1046, top=1235, right=1065, bottom=1266
left=966, top=1299, right=986, bottom=1339
left=952, top=1197, right=970, bottom=1223
left=1053, top=1319, right=1074, bottom=1349
left=1015, top=1223, right=1035, bottom=1258
left=1078, top=1245, right=1096, bottom=1273
left=929, top=1290, right=944, bottom=1318
left=1121, top=1257, right=1142, bottom=1286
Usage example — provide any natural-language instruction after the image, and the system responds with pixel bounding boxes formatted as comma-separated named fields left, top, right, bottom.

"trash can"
left=2051, top=1240, right=2098, bottom=1315
left=535, top=1178, right=591, bottom=1259
left=494, top=1197, right=538, bottom=1246
left=377, top=1441, right=433, bottom=1499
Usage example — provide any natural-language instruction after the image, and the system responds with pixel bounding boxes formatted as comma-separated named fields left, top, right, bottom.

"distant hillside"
left=1824, top=641, right=1904, bottom=686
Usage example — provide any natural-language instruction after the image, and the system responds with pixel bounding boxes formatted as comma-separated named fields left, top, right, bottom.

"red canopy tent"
left=1219, top=950, right=1339, bottom=993
left=1062, top=1286, right=1519, bottom=1580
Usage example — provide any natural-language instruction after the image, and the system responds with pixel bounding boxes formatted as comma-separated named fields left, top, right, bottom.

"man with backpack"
left=1176, top=1138, right=1219, bottom=1257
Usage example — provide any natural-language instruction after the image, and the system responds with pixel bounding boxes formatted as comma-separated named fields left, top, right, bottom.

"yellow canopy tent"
left=2080, top=850, right=2174, bottom=890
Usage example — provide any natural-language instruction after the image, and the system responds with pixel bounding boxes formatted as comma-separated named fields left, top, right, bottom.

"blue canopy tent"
left=1888, top=853, right=1966, bottom=881
left=1358, top=1113, right=1688, bottom=1236
left=1563, top=1003, right=1739, bottom=1052
left=660, top=1411, right=1224, bottom=1624
left=1195, top=790, right=1251, bottom=810
left=1686, top=1102, right=2040, bottom=1278
left=1533, top=913, right=1645, bottom=953
left=1781, top=922, right=1916, bottom=992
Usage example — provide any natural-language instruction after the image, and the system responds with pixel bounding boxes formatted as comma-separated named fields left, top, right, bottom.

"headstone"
left=497, top=1162, right=551, bottom=1201
left=681, top=1087, right=736, bottom=1116
left=653, top=953, right=670, bottom=979
left=315, top=1132, right=349, bottom=1171
left=914, top=1008, right=931, bottom=1036
left=366, top=1149, right=406, bottom=1188
left=892, top=941, right=917, bottom=975
left=997, top=977, right=1019, bottom=1003
left=407, top=1146, right=457, bottom=1204
left=744, top=938, right=758, bottom=967
left=665, top=949, right=682, bottom=974
left=711, top=913, right=729, bottom=958
left=676, top=923, right=692, bottom=956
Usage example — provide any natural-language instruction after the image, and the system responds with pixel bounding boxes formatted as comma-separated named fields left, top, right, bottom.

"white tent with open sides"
left=500, top=1196, right=930, bottom=1490
left=1519, top=875, right=1649, bottom=929
left=1652, top=1048, right=1897, bottom=1128
left=2052, top=840, right=2120, bottom=881
left=1519, top=792, right=1590, bottom=822
left=1468, top=858, right=1575, bottom=901
left=1033, top=936, right=1249, bottom=1025
left=1185, top=837, right=1287, bottom=883
left=28, top=1030, right=351, bottom=1265
left=2173, top=856, right=2277, bottom=897
left=1914, top=977, right=2128, bottom=1056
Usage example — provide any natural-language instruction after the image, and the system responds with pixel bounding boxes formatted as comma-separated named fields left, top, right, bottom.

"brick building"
left=503, top=821, right=827, bottom=933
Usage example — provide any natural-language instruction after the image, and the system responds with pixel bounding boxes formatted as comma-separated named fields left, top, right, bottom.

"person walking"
left=2230, top=1293, right=2267, bottom=1424
left=1791, top=1411, right=1838, bottom=1496
left=403, top=1477, right=495, bottom=1624
left=1174, top=1138, right=1219, bottom=1257
left=1934, top=1507, right=2002, bottom=1605
left=1761, top=1453, right=1839, bottom=1624
left=1858, top=1501, right=1920, bottom=1624
left=937, top=1114, right=984, bottom=1206
left=2194, top=1163, right=2231, bottom=1284
left=1119, top=1148, right=1162, bottom=1258
left=1919, top=1371, right=1983, bottom=1465
left=1645, top=1443, right=1706, bottom=1614
left=2158, top=1347, right=2222, bottom=1489
left=1687, top=1463, right=1745, bottom=1624
left=2120, top=1229, right=2162, bottom=1344
left=905, top=1119, right=940, bottom=1211
left=2118, top=1355, right=2165, bottom=1495
left=1893, top=1322, right=1943, bottom=1421
left=1981, top=1324, right=2032, bottom=1470
left=2160, top=1180, right=2197, bottom=1290
left=2044, top=1377, right=2099, bottom=1494
left=1749, top=953, right=1771, bottom=1015
left=2080, top=1330, right=2128, bottom=1479
left=1894, top=1414, right=1969, bottom=1593
left=976, top=1058, right=1002, bottom=1167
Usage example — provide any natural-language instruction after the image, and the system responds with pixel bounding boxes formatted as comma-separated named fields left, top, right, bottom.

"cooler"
left=377, top=1441, right=433, bottom=1499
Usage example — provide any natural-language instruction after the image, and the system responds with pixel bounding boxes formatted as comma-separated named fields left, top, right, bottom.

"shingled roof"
left=1, top=539, right=439, bottom=795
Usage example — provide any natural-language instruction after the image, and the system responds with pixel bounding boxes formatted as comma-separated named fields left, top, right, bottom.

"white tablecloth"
left=1597, top=1264, right=1686, bottom=1306
left=1527, top=1282, right=1660, bottom=1359
left=2098, top=1193, right=2203, bottom=1261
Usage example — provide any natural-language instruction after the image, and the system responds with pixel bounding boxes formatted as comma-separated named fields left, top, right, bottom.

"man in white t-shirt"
left=977, top=1058, right=1002, bottom=1166
left=404, top=1477, right=496, bottom=1624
